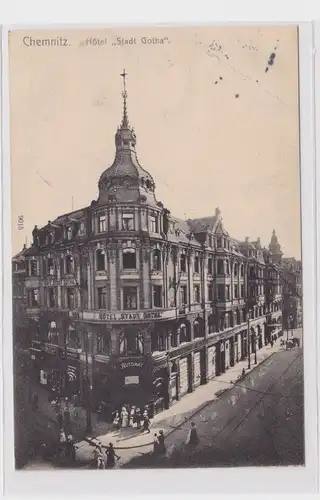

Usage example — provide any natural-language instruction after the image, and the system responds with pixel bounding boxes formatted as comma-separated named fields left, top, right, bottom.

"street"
left=124, top=347, right=304, bottom=468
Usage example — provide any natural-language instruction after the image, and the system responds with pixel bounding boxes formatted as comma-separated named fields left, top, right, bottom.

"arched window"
left=194, top=318, right=204, bottom=338
left=123, top=248, right=136, bottom=269
left=179, top=323, right=190, bottom=343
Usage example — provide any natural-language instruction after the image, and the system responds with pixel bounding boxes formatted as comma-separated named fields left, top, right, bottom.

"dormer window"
left=122, top=213, right=134, bottom=231
left=66, top=226, right=73, bottom=241
left=150, top=215, right=159, bottom=233
left=49, top=231, right=54, bottom=244
left=217, top=238, right=222, bottom=248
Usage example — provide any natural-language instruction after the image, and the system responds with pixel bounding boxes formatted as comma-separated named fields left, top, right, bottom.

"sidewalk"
left=74, top=337, right=285, bottom=468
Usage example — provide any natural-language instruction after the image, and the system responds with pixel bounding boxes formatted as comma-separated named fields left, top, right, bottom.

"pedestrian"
left=153, top=433, right=159, bottom=455
left=66, top=434, right=76, bottom=462
left=135, top=408, right=142, bottom=429
left=185, top=422, right=200, bottom=448
left=105, top=442, right=120, bottom=469
left=93, top=444, right=105, bottom=469
left=129, top=406, right=135, bottom=428
left=120, top=406, right=128, bottom=428
left=141, top=415, right=151, bottom=434
left=73, top=406, right=80, bottom=420
left=113, top=410, right=120, bottom=430
left=64, top=406, right=71, bottom=426
left=157, top=430, right=166, bottom=455
left=57, top=411, right=63, bottom=428
left=72, top=392, right=79, bottom=407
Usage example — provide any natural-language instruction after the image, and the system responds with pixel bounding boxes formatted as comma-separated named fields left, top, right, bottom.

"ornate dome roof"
left=97, top=71, right=157, bottom=206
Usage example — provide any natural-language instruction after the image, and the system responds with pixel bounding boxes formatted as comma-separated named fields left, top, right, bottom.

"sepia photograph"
left=7, top=24, right=304, bottom=473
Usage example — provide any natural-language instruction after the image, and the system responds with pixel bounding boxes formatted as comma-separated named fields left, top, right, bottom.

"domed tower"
left=98, top=70, right=157, bottom=206
left=268, top=229, right=283, bottom=264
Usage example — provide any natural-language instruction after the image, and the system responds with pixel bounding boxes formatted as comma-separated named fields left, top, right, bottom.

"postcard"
left=6, top=25, right=306, bottom=479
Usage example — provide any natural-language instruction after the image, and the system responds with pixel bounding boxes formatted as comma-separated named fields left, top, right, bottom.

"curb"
left=79, top=348, right=279, bottom=453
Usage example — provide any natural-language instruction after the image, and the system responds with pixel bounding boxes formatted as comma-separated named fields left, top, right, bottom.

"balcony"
left=151, top=269, right=163, bottom=280
left=95, top=270, right=108, bottom=281
left=25, top=277, right=41, bottom=289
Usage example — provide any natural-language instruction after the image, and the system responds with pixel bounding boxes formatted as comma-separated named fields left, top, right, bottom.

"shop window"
left=122, top=213, right=134, bottom=231
left=66, top=255, right=74, bottom=274
left=208, top=257, right=213, bottom=274
left=66, top=226, right=73, bottom=241
left=123, top=248, right=136, bottom=269
left=180, top=254, right=187, bottom=272
left=30, top=259, right=38, bottom=276
left=153, top=285, right=162, bottom=308
left=194, top=255, right=200, bottom=273
left=152, top=249, right=162, bottom=271
left=96, top=331, right=111, bottom=354
left=29, top=289, right=39, bottom=307
left=208, top=284, right=213, bottom=302
left=180, top=285, right=187, bottom=305
left=98, top=215, right=106, bottom=233
left=150, top=215, right=159, bottom=233
left=97, top=287, right=107, bottom=309
left=48, top=288, right=55, bottom=308
left=194, top=285, right=200, bottom=303
left=97, top=249, right=106, bottom=271
left=123, top=287, right=137, bottom=310
left=67, top=288, right=75, bottom=309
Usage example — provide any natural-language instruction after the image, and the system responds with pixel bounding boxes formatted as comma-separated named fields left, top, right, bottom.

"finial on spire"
left=120, top=69, right=129, bottom=127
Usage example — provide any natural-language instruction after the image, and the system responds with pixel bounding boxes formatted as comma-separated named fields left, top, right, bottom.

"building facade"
left=281, top=257, right=302, bottom=331
left=13, top=75, right=284, bottom=417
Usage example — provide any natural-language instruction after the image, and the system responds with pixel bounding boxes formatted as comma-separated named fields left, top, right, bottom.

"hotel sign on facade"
left=82, top=309, right=177, bottom=322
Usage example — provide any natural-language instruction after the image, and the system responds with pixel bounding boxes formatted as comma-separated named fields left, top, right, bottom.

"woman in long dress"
left=186, top=422, right=200, bottom=448
left=105, top=442, right=120, bottom=469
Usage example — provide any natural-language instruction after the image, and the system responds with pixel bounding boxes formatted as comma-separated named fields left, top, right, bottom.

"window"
left=217, top=284, right=224, bottom=301
left=97, top=331, right=111, bottom=354
left=65, top=255, right=74, bottom=274
left=68, top=326, right=80, bottom=349
left=98, top=215, right=106, bottom=233
left=123, top=287, right=137, bottom=310
left=123, top=248, right=136, bottom=269
left=47, top=257, right=55, bottom=276
left=234, top=263, right=238, bottom=277
left=234, top=284, right=239, bottom=298
left=208, top=257, right=213, bottom=274
left=240, top=264, right=244, bottom=277
left=180, top=285, right=187, bottom=305
left=66, top=226, right=73, bottom=241
left=97, top=249, right=106, bottom=271
left=208, top=235, right=213, bottom=248
left=49, top=231, right=54, bottom=244
left=78, top=221, right=86, bottom=237
left=194, top=285, right=200, bottom=303
left=47, top=320, right=58, bottom=343
left=180, top=254, right=187, bottom=272
left=29, top=289, right=39, bottom=307
left=217, top=238, right=222, bottom=248
left=152, top=249, right=162, bottom=270
left=179, top=324, right=189, bottom=343
left=217, top=260, right=223, bottom=275
left=48, top=288, right=55, bottom=307
left=97, top=287, right=107, bottom=309
left=208, top=315, right=214, bottom=334
left=194, top=256, right=200, bottom=273
left=153, top=285, right=162, bottom=308
left=226, top=285, right=230, bottom=301
left=67, top=288, right=75, bottom=309
left=150, top=215, right=159, bottom=233
left=208, top=284, right=213, bottom=302
left=30, top=260, right=37, bottom=276
left=226, top=261, right=230, bottom=274
left=122, top=213, right=134, bottom=231
left=241, top=284, right=245, bottom=297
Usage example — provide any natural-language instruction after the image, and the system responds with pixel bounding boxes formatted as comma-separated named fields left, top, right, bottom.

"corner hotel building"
left=15, top=73, right=283, bottom=415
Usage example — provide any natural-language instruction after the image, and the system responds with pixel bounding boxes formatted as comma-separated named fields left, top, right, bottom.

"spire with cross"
left=120, top=69, right=129, bottom=127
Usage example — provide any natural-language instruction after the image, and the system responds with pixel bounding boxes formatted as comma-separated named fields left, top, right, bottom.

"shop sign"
left=83, top=309, right=176, bottom=322
left=43, top=277, right=76, bottom=287
left=124, top=375, right=139, bottom=385
left=120, top=361, right=143, bottom=370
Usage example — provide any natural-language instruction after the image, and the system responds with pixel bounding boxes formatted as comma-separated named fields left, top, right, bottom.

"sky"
left=8, top=25, right=300, bottom=257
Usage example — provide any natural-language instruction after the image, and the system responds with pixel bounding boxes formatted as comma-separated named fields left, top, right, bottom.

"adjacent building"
left=281, top=257, right=302, bottom=332
left=12, top=73, right=285, bottom=417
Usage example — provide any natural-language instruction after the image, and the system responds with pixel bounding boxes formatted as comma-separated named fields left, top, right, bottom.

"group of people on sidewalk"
left=93, top=442, right=120, bottom=469
left=112, top=405, right=152, bottom=433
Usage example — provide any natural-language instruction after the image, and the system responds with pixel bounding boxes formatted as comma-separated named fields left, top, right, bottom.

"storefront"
left=207, top=345, right=216, bottom=380
left=193, top=352, right=201, bottom=389
left=179, top=356, right=189, bottom=397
